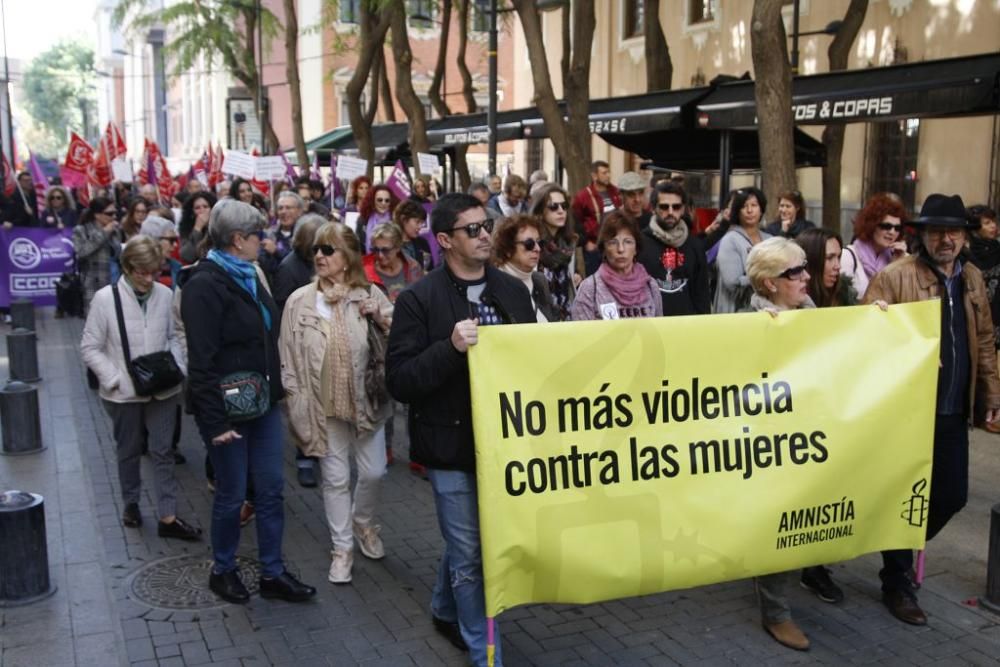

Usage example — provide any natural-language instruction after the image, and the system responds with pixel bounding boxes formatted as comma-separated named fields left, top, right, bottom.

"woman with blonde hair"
left=280, top=223, right=394, bottom=584
left=41, top=185, right=79, bottom=228
left=80, top=235, right=199, bottom=539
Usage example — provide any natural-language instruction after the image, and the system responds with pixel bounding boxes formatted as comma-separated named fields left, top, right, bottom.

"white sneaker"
left=353, top=521, right=385, bottom=560
left=328, top=548, right=353, bottom=584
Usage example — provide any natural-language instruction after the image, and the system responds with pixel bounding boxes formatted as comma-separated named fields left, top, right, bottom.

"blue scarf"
left=206, top=249, right=272, bottom=330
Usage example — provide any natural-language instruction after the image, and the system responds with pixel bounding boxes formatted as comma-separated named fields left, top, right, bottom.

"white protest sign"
left=222, top=150, right=256, bottom=179
left=255, top=156, right=287, bottom=181
left=111, top=158, right=133, bottom=183
left=343, top=211, right=360, bottom=233
left=417, top=152, right=440, bottom=175
left=336, top=156, right=368, bottom=181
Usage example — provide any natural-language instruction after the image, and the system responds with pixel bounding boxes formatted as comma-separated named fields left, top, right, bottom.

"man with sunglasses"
left=636, top=181, right=710, bottom=316
left=865, top=193, right=1000, bottom=627
left=387, top=193, right=534, bottom=666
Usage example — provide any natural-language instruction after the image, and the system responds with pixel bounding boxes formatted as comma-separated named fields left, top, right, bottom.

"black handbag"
left=56, top=272, right=84, bottom=317
left=112, top=284, right=184, bottom=396
left=364, top=300, right=389, bottom=410
left=219, top=370, right=270, bottom=422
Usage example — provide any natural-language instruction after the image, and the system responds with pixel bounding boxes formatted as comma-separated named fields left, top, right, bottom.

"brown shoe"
left=763, top=620, right=810, bottom=651
left=239, top=502, right=255, bottom=527
left=883, top=590, right=927, bottom=625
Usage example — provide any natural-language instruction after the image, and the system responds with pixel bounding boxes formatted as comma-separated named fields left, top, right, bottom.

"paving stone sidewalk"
left=2, top=308, right=1000, bottom=666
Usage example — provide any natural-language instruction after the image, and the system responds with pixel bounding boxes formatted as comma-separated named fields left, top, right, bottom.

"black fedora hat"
left=913, top=193, right=976, bottom=228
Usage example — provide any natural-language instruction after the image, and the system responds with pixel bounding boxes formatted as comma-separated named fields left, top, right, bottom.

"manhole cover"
left=127, top=554, right=262, bottom=610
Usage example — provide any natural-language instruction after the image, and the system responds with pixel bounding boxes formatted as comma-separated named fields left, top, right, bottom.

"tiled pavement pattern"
left=1, top=308, right=999, bottom=666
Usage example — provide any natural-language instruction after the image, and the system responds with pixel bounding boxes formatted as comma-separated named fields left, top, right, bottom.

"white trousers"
left=319, top=417, right=386, bottom=551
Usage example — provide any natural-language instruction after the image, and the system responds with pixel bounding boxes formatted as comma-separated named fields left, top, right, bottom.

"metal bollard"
left=0, top=491, right=56, bottom=606
left=10, top=299, right=35, bottom=332
left=0, top=381, right=44, bottom=455
left=982, top=503, right=1000, bottom=615
left=6, top=328, right=40, bottom=382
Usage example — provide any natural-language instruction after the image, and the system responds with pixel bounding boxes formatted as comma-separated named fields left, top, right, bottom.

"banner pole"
left=486, top=616, right=495, bottom=667
left=915, top=549, right=925, bottom=586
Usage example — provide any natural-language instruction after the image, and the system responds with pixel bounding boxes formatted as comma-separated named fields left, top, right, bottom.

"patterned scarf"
left=206, top=249, right=272, bottom=330
left=539, top=234, right=575, bottom=322
left=598, top=261, right=653, bottom=307
left=319, top=279, right=356, bottom=424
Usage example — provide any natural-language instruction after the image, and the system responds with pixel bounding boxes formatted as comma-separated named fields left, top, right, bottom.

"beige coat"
left=279, top=281, right=393, bottom=457
left=80, top=277, right=185, bottom=403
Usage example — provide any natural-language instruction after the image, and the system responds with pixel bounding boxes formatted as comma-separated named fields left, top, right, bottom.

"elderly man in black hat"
left=865, top=193, right=1000, bottom=625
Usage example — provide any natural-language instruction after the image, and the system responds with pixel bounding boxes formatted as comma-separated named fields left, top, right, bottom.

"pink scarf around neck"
left=598, top=261, right=652, bottom=307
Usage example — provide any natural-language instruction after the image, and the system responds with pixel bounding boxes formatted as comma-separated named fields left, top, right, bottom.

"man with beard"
left=865, top=193, right=1000, bottom=626
left=572, top=161, right=622, bottom=276
left=617, top=171, right=650, bottom=229
left=636, top=181, right=710, bottom=316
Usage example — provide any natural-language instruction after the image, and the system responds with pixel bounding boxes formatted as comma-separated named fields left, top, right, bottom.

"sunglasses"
left=877, top=222, right=903, bottom=232
left=516, top=238, right=544, bottom=252
left=546, top=202, right=568, bottom=212
left=778, top=262, right=809, bottom=280
left=161, top=236, right=179, bottom=244
left=375, top=197, right=391, bottom=204
left=50, top=195, right=64, bottom=200
left=100, top=209, right=117, bottom=216
left=312, top=244, right=338, bottom=256
left=371, top=247, right=395, bottom=255
left=447, top=219, right=494, bottom=237
left=657, top=202, right=684, bottom=212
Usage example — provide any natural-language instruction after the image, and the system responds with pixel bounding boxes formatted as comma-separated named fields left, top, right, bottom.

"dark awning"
left=600, top=127, right=826, bottom=171
left=697, top=52, right=1000, bottom=129
left=426, top=108, right=539, bottom=147
left=520, top=86, right=712, bottom=139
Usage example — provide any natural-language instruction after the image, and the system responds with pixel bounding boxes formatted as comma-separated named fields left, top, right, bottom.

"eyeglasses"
left=446, top=219, right=494, bottom=237
left=371, top=247, right=396, bottom=255
left=50, top=195, right=64, bottom=201
left=312, top=244, right=338, bottom=256
left=546, top=202, right=568, bottom=212
left=657, top=202, right=684, bottom=212
left=605, top=237, right=636, bottom=249
left=160, top=236, right=179, bottom=244
left=925, top=228, right=965, bottom=239
left=778, top=262, right=809, bottom=280
left=877, top=222, right=903, bottom=232
left=516, top=238, right=544, bottom=252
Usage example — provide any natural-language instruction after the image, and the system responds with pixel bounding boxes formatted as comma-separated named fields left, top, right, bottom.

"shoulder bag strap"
left=111, top=284, right=134, bottom=368
left=845, top=245, right=859, bottom=274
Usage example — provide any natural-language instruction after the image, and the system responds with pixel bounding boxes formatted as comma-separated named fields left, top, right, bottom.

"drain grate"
left=126, top=554, right=262, bottom=610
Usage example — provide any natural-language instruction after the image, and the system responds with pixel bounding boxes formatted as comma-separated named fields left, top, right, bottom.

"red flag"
left=148, top=141, right=174, bottom=203
left=76, top=186, right=90, bottom=208
left=88, top=140, right=112, bottom=188
left=103, top=122, right=128, bottom=161
left=28, top=152, right=49, bottom=212
left=209, top=143, right=225, bottom=188
left=136, top=139, right=151, bottom=186
left=60, top=132, right=94, bottom=188
left=193, top=154, right=208, bottom=187
left=2, top=152, right=16, bottom=197
left=250, top=146, right=269, bottom=196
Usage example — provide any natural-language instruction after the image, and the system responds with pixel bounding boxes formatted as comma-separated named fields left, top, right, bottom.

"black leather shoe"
left=883, top=589, right=927, bottom=625
left=260, top=571, right=316, bottom=602
left=209, top=570, right=250, bottom=604
left=297, top=465, right=318, bottom=488
left=157, top=517, right=202, bottom=541
left=122, top=503, right=142, bottom=528
left=432, top=616, right=468, bottom=652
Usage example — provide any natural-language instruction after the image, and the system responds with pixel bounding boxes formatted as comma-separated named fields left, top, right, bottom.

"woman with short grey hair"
left=181, top=198, right=316, bottom=605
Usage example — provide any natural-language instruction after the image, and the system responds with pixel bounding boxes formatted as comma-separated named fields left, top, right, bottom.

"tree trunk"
left=346, top=4, right=392, bottom=174
left=428, top=0, right=452, bottom=118
left=455, top=0, right=476, bottom=113
left=643, top=0, right=672, bottom=91
left=821, top=0, right=868, bottom=232
left=282, top=0, right=307, bottom=166
left=751, top=0, right=797, bottom=213
left=389, top=0, right=429, bottom=155
left=379, top=47, right=396, bottom=122
left=364, top=49, right=382, bottom=127
left=513, top=0, right=595, bottom=194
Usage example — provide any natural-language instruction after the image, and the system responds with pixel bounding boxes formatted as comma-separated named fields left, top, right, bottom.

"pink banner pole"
left=915, top=549, right=925, bottom=585
left=487, top=616, right=495, bottom=667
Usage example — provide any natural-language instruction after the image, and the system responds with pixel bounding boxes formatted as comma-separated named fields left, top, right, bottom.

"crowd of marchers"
left=7, top=159, right=993, bottom=665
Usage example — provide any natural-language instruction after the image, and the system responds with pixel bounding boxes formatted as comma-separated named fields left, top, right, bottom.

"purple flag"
left=28, top=152, right=48, bottom=213
left=281, top=153, right=298, bottom=187
left=310, top=152, right=321, bottom=181
left=330, top=154, right=345, bottom=211
left=147, top=150, right=158, bottom=187
left=385, top=159, right=412, bottom=201
left=0, top=227, right=75, bottom=307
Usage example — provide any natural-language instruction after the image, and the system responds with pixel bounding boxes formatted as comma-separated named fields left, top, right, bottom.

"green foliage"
left=113, top=0, right=281, bottom=87
left=21, top=40, right=97, bottom=154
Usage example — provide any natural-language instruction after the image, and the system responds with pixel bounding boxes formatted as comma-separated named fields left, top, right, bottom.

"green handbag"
left=219, top=371, right=270, bottom=422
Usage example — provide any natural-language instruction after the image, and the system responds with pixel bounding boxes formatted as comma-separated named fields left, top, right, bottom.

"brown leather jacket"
left=864, top=254, right=1000, bottom=419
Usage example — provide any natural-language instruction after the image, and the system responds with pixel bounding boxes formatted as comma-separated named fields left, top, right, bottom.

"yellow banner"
left=469, top=301, right=940, bottom=617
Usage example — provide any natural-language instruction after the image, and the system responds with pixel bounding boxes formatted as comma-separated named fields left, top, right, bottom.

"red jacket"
left=572, top=183, right=622, bottom=242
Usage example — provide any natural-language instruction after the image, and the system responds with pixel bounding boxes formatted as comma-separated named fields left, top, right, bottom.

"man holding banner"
left=865, top=193, right=1000, bottom=625
left=386, top=194, right=534, bottom=666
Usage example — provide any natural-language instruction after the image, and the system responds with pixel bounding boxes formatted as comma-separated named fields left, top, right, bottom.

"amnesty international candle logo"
left=469, top=302, right=941, bottom=616
left=901, top=479, right=929, bottom=527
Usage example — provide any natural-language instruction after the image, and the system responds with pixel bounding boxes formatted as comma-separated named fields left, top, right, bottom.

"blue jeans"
left=427, top=469, right=502, bottom=667
left=205, top=406, right=285, bottom=578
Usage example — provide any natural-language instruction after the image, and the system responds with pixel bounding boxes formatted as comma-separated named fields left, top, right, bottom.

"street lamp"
left=789, top=0, right=842, bottom=75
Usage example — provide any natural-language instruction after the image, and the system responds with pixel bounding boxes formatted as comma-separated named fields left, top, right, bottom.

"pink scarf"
left=598, top=261, right=652, bottom=307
